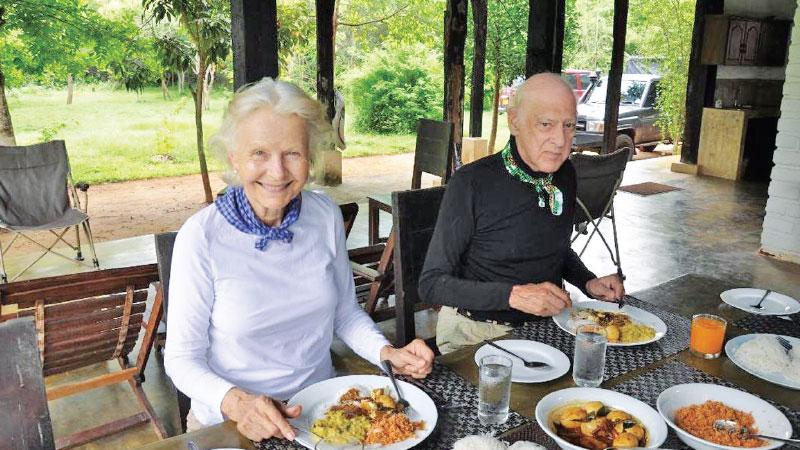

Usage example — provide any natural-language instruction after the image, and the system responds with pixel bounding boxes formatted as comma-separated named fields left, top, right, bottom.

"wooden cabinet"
left=701, top=15, right=791, bottom=67
left=725, top=19, right=760, bottom=65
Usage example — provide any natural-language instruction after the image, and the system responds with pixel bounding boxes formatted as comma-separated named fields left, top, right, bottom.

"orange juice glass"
left=690, top=314, right=727, bottom=358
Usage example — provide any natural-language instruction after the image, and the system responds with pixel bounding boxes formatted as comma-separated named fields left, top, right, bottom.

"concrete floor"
left=14, top=154, right=800, bottom=449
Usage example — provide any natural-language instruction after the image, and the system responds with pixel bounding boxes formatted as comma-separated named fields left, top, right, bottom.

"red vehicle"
left=562, top=69, right=594, bottom=100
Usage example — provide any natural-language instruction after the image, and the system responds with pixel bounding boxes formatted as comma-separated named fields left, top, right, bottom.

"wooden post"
left=525, top=0, right=558, bottom=76
left=552, top=0, right=565, bottom=73
left=315, top=0, right=341, bottom=186
left=469, top=0, right=487, bottom=138
left=231, top=0, right=279, bottom=90
left=601, top=0, right=628, bottom=154
left=681, top=0, right=724, bottom=165
left=444, top=0, right=468, bottom=160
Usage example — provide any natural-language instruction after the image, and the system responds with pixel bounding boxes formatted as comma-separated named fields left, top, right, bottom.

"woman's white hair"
left=209, top=77, right=333, bottom=184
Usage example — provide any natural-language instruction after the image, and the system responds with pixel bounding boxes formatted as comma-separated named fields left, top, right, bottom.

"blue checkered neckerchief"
left=214, top=185, right=301, bottom=251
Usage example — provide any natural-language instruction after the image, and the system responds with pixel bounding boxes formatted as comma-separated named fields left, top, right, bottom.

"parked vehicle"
left=573, top=74, right=664, bottom=154
left=562, top=69, right=594, bottom=100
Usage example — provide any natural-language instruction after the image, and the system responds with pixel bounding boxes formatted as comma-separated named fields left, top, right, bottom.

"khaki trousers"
left=436, top=306, right=513, bottom=354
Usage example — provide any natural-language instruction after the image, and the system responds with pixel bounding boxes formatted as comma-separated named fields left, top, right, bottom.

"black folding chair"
left=570, top=148, right=631, bottom=280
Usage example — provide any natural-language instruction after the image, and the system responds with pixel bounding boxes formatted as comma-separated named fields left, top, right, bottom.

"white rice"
left=452, top=435, right=507, bottom=450
left=735, top=335, right=800, bottom=383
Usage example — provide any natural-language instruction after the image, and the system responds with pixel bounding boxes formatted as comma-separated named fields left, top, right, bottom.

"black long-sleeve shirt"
left=418, top=138, right=596, bottom=324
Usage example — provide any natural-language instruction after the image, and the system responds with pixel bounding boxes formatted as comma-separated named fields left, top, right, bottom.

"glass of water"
left=478, top=354, right=512, bottom=425
left=572, top=322, right=608, bottom=387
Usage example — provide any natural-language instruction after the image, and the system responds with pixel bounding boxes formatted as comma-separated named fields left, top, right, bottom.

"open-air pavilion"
left=1, top=0, right=799, bottom=449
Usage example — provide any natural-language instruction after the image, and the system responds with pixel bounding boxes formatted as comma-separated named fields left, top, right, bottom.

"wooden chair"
left=392, top=186, right=446, bottom=346
left=0, top=265, right=166, bottom=449
left=357, top=120, right=454, bottom=322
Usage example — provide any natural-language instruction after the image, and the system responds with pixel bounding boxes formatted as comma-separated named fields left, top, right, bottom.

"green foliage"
left=349, top=45, right=442, bottom=134
left=630, top=0, right=694, bottom=142
left=39, top=121, right=66, bottom=141
left=110, top=57, right=153, bottom=94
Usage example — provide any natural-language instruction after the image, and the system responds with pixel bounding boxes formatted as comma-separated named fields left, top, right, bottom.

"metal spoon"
left=751, top=289, right=772, bottom=310
left=483, top=340, right=550, bottom=369
left=713, top=419, right=800, bottom=447
left=380, top=360, right=411, bottom=412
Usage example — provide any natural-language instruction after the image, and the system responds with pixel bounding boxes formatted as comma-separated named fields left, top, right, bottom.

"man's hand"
left=586, top=274, right=625, bottom=301
left=221, top=387, right=301, bottom=442
left=380, top=338, right=434, bottom=379
left=508, top=282, right=571, bottom=316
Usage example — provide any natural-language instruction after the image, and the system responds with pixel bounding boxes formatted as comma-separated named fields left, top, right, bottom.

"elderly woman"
left=165, top=78, right=434, bottom=442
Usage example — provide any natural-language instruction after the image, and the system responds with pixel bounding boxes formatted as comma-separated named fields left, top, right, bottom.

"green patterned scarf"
left=501, top=141, right=563, bottom=216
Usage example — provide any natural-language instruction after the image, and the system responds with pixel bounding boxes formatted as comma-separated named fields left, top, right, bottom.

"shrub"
left=349, top=45, right=442, bottom=134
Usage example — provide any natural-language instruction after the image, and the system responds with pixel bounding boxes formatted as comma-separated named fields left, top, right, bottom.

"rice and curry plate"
left=571, top=308, right=656, bottom=344
left=311, top=387, right=425, bottom=446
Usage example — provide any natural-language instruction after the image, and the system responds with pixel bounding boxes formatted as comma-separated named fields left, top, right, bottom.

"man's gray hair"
left=209, top=77, right=333, bottom=184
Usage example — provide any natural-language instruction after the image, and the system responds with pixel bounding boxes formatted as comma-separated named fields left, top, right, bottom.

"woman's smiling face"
left=229, top=107, right=310, bottom=226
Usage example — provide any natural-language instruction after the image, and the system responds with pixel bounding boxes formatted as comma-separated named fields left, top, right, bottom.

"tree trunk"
left=601, top=0, right=628, bottom=154
left=161, top=74, right=171, bottom=100
left=469, top=0, right=487, bottom=138
left=0, top=66, right=16, bottom=145
left=178, top=71, right=185, bottom=95
left=488, top=64, right=501, bottom=153
left=66, top=73, right=74, bottom=105
left=194, top=54, right=213, bottom=203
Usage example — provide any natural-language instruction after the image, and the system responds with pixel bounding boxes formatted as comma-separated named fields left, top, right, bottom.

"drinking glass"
left=478, top=354, right=512, bottom=425
left=690, top=314, right=727, bottom=358
left=572, top=322, right=607, bottom=387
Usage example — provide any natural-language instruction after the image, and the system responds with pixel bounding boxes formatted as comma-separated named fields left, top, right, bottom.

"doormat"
left=618, top=181, right=682, bottom=196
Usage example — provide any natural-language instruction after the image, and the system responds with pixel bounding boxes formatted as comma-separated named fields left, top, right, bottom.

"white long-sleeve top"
left=164, top=190, right=391, bottom=426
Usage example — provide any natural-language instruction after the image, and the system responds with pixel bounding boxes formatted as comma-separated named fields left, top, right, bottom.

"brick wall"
left=761, top=6, right=800, bottom=263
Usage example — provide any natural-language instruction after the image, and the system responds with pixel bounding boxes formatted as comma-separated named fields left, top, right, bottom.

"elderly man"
left=419, top=73, right=625, bottom=354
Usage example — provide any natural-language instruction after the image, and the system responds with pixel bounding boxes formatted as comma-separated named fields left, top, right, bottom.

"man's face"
left=507, top=88, right=576, bottom=173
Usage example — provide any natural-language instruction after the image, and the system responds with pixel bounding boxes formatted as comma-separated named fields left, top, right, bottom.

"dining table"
left=140, top=273, right=799, bottom=450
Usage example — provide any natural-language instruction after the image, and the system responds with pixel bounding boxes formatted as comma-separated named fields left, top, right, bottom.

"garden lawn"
left=7, top=85, right=510, bottom=184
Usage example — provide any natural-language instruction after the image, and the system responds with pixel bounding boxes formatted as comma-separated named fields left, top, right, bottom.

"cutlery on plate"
left=380, top=360, right=411, bottom=413
left=777, top=335, right=794, bottom=353
left=750, top=289, right=772, bottom=310
left=482, top=340, right=550, bottom=369
left=713, top=419, right=800, bottom=447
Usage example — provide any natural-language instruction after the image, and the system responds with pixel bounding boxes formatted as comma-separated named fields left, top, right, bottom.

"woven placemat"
left=511, top=297, right=691, bottom=381
left=254, top=362, right=528, bottom=450
left=612, top=360, right=800, bottom=449
left=733, top=314, right=800, bottom=339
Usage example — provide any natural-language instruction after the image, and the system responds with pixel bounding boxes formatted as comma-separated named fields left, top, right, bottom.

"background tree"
left=630, top=0, right=694, bottom=145
left=142, top=0, right=230, bottom=203
left=154, top=31, right=194, bottom=96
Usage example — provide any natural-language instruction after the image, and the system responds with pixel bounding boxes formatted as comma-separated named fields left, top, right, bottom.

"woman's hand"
left=221, top=387, right=301, bottom=442
left=380, top=338, right=434, bottom=379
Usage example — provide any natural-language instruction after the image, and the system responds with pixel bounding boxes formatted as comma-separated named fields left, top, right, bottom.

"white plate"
left=552, top=300, right=667, bottom=346
left=720, top=288, right=800, bottom=316
left=535, top=387, right=668, bottom=450
left=725, top=334, right=800, bottom=390
left=474, top=340, right=570, bottom=383
left=657, top=383, right=792, bottom=450
left=287, top=375, right=437, bottom=450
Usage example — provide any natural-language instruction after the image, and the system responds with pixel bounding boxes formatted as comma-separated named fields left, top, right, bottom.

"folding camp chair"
left=569, top=148, right=631, bottom=280
left=0, top=141, right=99, bottom=282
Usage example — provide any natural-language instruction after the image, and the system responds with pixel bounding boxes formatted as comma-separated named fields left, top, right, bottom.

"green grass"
left=6, top=85, right=510, bottom=184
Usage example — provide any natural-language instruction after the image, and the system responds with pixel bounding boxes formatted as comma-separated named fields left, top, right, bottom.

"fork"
left=483, top=340, right=550, bottom=369
left=381, top=360, right=411, bottom=413
left=750, top=289, right=772, bottom=310
left=777, top=336, right=794, bottom=353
